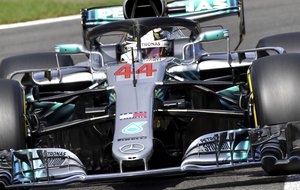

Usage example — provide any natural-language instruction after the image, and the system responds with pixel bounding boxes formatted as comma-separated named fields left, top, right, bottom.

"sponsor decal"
left=168, top=0, right=232, bottom=13
left=89, top=7, right=123, bottom=20
left=143, top=58, right=164, bottom=63
left=122, top=121, right=147, bottom=134
left=119, top=143, right=145, bottom=154
left=199, top=137, right=230, bottom=152
left=199, top=136, right=215, bottom=143
left=47, top=151, right=67, bottom=157
left=141, top=41, right=169, bottom=48
left=142, top=41, right=160, bottom=47
left=201, top=142, right=230, bottom=152
left=120, top=112, right=147, bottom=120
left=117, top=136, right=147, bottom=142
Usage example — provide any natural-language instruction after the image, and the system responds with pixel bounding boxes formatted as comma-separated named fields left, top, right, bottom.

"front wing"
left=0, top=129, right=261, bottom=189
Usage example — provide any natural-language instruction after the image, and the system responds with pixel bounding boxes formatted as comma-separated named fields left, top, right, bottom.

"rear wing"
left=81, top=0, right=245, bottom=48
left=168, top=0, right=243, bottom=21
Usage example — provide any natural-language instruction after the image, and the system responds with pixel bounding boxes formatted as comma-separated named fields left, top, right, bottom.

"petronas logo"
left=122, top=121, right=147, bottom=134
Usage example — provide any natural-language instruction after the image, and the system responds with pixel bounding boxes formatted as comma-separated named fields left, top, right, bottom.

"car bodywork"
left=0, top=0, right=299, bottom=189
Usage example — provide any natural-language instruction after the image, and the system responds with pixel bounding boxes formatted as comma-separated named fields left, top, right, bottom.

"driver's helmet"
left=120, top=28, right=172, bottom=63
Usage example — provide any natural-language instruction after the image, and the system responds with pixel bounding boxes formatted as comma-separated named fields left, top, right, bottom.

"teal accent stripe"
left=86, top=6, right=124, bottom=22
left=231, top=0, right=238, bottom=7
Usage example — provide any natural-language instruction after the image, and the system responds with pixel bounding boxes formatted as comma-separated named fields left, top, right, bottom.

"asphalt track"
left=1, top=0, right=300, bottom=189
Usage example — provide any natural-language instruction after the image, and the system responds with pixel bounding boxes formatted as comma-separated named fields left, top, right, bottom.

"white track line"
left=0, top=15, right=80, bottom=30
left=284, top=181, right=300, bottom=190
left=284, top=175, right=300, bottom=190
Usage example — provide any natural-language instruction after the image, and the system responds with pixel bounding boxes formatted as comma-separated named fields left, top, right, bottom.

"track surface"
left=1, top=0, right=300, bottom=189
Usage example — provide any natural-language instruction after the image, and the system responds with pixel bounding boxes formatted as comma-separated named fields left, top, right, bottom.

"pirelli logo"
left=120, top=112, right=147, bottom=120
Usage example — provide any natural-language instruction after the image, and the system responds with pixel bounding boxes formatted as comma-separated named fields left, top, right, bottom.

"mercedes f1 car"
left=1, top=0, right=300, bottom=189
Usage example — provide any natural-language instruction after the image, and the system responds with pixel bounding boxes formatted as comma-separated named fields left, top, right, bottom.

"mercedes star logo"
left=119, top=143, right=145, bottom=154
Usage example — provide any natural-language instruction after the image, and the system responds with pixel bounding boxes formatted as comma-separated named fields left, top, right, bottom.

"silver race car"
left=1, top=0, right=300, bottom=189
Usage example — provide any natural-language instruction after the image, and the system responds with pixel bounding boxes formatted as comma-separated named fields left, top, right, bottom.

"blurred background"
left=0, top=0, right=122, bottom=24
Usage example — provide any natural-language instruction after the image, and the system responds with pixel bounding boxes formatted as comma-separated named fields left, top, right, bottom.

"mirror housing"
left=196, top=29, right=229, bottom=42
left=55, top=44, right=89, bottom=54
left=54, top=44, right=105, bottom=71
left=54, top=44, right=90, bottom=83
left=182, top=29, right=231, bottom=67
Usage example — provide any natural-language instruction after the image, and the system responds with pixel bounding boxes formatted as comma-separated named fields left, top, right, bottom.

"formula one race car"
left=1, top=0, right=300, bottom=189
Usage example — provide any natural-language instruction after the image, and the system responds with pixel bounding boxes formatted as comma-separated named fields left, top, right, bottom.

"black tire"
left=0, top=52, right=73, bottom=79
left=0, top=79, right=26, bottom=150
left=257, top=32, right=300, bottom=53
left=250, top=53, right=300, bottom=126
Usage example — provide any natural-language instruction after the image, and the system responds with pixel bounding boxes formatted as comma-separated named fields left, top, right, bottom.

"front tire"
left=250, top=53, right=300, bottom=126
left=0, top=79, right=26, bottom=150
left=257, top=32, right=300, bottom=54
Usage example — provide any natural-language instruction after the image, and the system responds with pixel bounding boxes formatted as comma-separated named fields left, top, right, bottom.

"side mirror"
left=54, top=44, right=105, bottom=70
left=55, top=44, right=89, bottom=54
left=193, top=29, right=232, bottom=67
left=196, top=29, right=229, bottom=42
left=54, top=44, right=90, bottom=83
